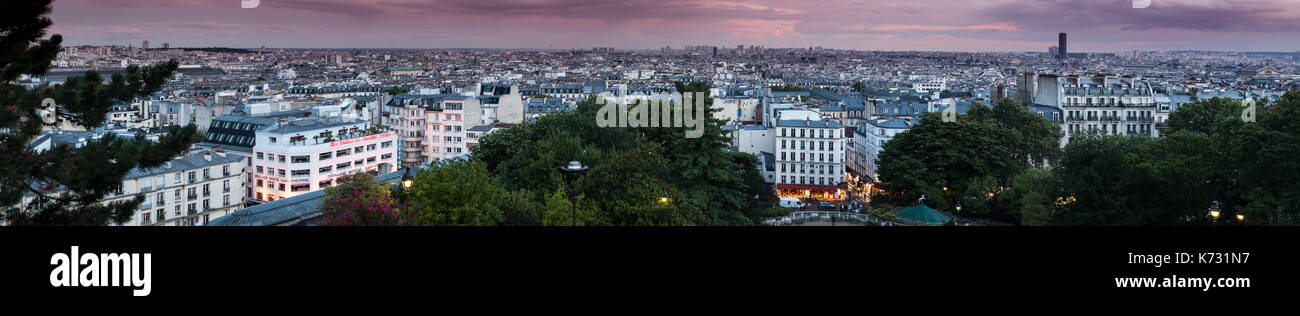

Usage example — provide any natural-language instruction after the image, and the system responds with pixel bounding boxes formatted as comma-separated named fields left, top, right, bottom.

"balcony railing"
left=297, top=129, right=391, bottom=146
left=187, top=194, right=198, bottom=200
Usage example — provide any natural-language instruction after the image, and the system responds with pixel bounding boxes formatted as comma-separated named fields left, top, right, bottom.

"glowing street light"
left=401, top=167, right=414, bottom=191
left=1236, top=213, right=1245, bottom=223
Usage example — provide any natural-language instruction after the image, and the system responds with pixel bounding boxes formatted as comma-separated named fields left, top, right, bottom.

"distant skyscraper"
left=1057, top=33, right=1067, bottom=59
left=162, top=42, right=168, bottom=49
left=142, top=40, right=148, bottom=50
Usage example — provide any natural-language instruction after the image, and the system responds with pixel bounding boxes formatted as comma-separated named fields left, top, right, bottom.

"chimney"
left=204, top=151, right=212, bottom=161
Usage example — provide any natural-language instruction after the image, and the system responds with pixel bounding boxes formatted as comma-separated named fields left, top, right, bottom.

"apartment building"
left=100, top=149, right=246, bottom=226
left=249, top=118, right=398, bottom=202
left=1056, top=75, right=1158, bottom=145
left=772, top=109, right=846, bottom=200
left=382, top=94, right=474, bottom=167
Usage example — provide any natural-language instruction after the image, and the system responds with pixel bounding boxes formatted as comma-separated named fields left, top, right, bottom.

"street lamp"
left=659, top=191, right=670, bottom=204
left=559, top=161, right=589, bottom=226
left=401, top=167, right=414, bottom=192
left=1235, top=213, right=1245, bottom=223
left=400, top=167, right=415, bottom=224
left=1207, top=200, right=1222, bottom=226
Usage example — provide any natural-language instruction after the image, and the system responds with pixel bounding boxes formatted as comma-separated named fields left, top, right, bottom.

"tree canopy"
left=1, top=0, right=197, bottom=225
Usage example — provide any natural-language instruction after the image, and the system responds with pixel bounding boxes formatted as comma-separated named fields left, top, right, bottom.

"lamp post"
left=1235, top=213, right=1245, bottom=224
left=1208, top=200, right=1221, bottom=226
left=400, top=167, right=414, bottom=223
left=559, top=161, right=588, bottom=226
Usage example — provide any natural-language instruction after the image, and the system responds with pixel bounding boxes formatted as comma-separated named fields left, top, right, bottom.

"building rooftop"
left=124, top=149, right=243, bottom=180
left=207, top=166, right=422, bottom=226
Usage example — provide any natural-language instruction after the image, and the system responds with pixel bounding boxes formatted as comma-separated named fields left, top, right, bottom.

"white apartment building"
left=249, top=118, right=398, bottom=202
left=912, top=77, right=946, bottom=94
left=772, top=109, right=846, bottom=200
left=1021, top=74, right=1159, bottom=146
left=1057, top=75, right=1157, bottom=145
left=101, top=149, right=246, bottom=226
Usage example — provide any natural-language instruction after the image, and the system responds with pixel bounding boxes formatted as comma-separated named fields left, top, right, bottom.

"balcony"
left=298, top=128, right=390, bottom=146
left=187, top=193, right=198, bottom=200
left=203, top=191, right=211, bottom=197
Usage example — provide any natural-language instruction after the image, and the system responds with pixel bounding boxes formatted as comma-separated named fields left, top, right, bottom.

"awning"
left=776, top=184, right=839, bottom=192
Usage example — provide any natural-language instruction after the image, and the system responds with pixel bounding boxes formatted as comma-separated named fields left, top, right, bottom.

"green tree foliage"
left=875, top=99, right=1061, bottom=222
left=581, top=142, right=708, bottom=226
left=383, top=86, right=409, bottom=96
left=851, top=81, right=866, bottom=93
left=876, top=111, right=1014, bottom=209
left=475, top=82, right=767, bottom=225
left=540, top=188, right=603, bottom=226
left=759, top=207, right=791, bottom=218
left=769, top=84, right=803, bottom=92
left=997, top=169, right=1057, bottom=225
left=1, top=0, right=195, bottom=225
left=499, top=189, right=540, bottom=226
left=408, top=159, right=505, bottom=226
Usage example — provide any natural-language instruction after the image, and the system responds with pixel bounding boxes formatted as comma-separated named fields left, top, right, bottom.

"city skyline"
left=49, top=0, right=1300, bottom=52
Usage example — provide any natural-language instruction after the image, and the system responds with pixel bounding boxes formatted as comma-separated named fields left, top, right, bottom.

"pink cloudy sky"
left=47, top=0, right=1300, bottom=51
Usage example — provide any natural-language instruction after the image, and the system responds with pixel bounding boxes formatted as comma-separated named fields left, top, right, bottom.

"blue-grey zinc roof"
left=867, top=118, right=913, bottom=129
left=207, top=166, right=422, bottom=226
left=124, top=150, right=244, bottom=180
left=776, top=119, right=843, bottom=128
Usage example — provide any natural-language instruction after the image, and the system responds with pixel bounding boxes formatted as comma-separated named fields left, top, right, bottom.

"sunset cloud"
left=48, top=0, right=1300, bottom=51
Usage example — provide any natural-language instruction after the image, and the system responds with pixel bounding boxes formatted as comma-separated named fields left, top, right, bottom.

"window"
left=319, top=166, right=332, bottom=173
left=278, top=155, right=285, bottom=163
left=291, top=155, right=310, bottom=163
left=381, top=153, right=392, bottom=160
left=291, top=184, right=311, bottom=192
left=269, top=137, right=277, bottom=143
left=337, top=149, right=351, bottom=157
left=277, top=169, right=286, bottom=177
left=256, top=166, right=263, bottom=174
left=223, top=180, right=230, bottom=192
left=319, top=179, right=332, bottom=188
left=278, top=183, right=285, bottom=191
left=337, top=162, right=351, bottom=169
left=188, top=171, right=196, bottom=182
left=203, top=168, right=210, bottom=179
left=256, top=152, right=264, bottom=160
left=292, top=169, right=310, bottom=177
left=367, top=144, right=377, bottom=151
left=381, top=141, right=393, bottom=148
left=354, top=146, right=364, bottom=154
left=256, top=179, right=263, bottom=187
